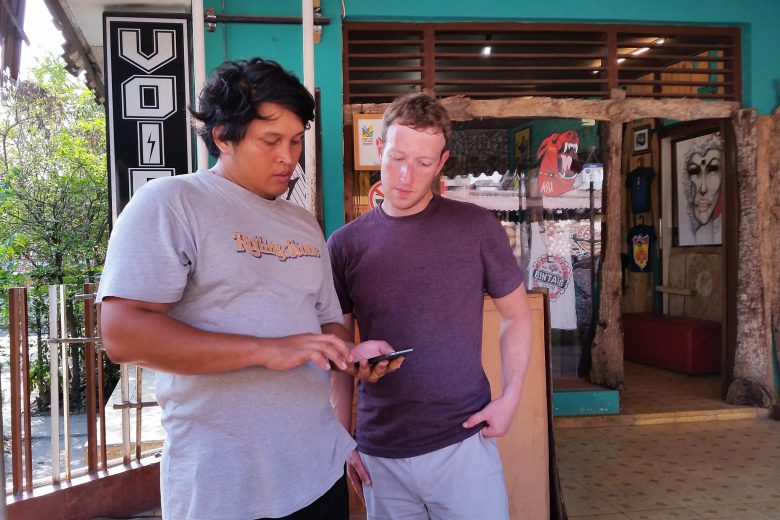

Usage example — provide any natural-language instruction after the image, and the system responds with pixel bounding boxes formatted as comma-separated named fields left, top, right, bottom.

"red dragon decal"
left=536, top=130, right=580, bottom=196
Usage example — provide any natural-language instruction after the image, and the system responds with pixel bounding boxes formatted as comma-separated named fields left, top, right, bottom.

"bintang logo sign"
left=104, top=15, right=192, bottom=224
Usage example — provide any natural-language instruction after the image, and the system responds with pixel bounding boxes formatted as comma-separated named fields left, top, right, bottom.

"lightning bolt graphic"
left=147, top=132, right=157, bottom=162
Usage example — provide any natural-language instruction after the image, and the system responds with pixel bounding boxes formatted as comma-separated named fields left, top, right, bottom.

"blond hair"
left=381, top=92, right=451, bottom=154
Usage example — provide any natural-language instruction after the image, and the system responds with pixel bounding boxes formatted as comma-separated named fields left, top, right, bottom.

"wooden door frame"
left=346, top=90, right=739, bottom=388
left=658, top=119, right=736, bottom=398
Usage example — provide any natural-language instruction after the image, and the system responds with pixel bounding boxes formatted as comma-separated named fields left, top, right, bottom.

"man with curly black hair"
left=98, top=58, right=397, bottom=520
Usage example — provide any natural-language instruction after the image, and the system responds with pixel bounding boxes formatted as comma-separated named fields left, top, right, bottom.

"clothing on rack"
left=625, top=166, right=655, bottom=214
left=627, top=223, right=656, bottom=272
left=527, top=222, right=578, bottom=330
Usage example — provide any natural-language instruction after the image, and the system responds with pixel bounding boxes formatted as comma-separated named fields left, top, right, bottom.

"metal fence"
left=3, top=285, right=160, bottom=509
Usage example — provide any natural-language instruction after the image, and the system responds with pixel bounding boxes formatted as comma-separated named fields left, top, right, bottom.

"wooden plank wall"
left=624, top=50, right=726, bottom=98
left=621, top=118, right=659, bottom=314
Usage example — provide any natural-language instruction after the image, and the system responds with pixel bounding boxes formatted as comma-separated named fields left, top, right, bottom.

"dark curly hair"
left=189, top=58, right=315, bottom=158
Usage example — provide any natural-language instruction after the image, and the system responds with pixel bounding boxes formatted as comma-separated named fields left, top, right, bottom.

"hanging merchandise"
left=528, top=222, right=578, bottom=330
left=627, top=223, right=656, bottom=272
left=581, top=163, right=603, bottom=191
left=625, top=165, right=655, bottom=214
left=569, top=218, right=600, bottom=343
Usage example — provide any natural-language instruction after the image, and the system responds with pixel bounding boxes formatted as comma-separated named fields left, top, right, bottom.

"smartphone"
left=355, top=348, right=413, bottom=368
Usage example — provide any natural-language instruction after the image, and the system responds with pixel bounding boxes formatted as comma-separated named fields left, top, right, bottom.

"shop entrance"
left=342, top=20, right=757, bottom=416
left=345, top=92, right=745, bottom=419
left=618, top=117, right=736, bottom=416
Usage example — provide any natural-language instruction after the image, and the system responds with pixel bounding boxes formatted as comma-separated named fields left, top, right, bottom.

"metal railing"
left=3, top=285, right=160, bottom=505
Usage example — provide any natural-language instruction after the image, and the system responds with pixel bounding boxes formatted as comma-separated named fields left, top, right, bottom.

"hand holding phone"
left=355, top=348, right=413, bottom=368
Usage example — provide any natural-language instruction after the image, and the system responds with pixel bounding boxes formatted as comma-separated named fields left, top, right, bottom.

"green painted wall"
left=203, top=1, right=344, bottom=236
left=553, top=388, right=620, bottom=416
left=203, top=0, right=779, bottom=234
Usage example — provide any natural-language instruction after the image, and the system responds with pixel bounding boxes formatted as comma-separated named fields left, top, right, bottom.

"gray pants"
left=360, top=432, right=510, bottom=520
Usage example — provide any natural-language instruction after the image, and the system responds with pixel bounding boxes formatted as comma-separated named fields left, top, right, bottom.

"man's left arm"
left=462, top=283, right=532, bottom=437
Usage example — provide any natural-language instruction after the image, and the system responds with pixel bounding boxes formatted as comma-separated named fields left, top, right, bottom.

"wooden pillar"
left=727, top=109, right=775, bottom=406
left=773, top=110, right=780, bottom=394
left=759, top=110, right=780, bottom=401
left=590, top=92, right=626, bottom=390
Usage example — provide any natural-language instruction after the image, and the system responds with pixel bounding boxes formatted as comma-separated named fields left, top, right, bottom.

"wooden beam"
left=617, top=97, right=739, bottom=122
left=345, top=94, right=739, bottom=124
left=0, top=0, right=29, bottom=44
left=42, top=0, right=105, bottom=102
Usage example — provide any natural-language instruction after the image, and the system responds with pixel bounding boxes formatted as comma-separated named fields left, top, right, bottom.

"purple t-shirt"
left=328, top=195, right=525, bottom=458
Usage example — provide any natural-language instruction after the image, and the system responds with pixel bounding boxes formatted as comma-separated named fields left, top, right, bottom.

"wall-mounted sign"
left=104, top=15, right=192, bottom=224
left=353, top=113, right=383, bottom=170
left=368, top=181, right=384, bottom=209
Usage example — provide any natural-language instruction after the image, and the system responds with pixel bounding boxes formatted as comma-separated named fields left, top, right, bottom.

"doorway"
left=619, top=117, right=736, bottom=415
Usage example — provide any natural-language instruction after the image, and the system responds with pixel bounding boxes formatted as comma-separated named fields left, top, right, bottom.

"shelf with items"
left=440, top=168, right=602, bottom=212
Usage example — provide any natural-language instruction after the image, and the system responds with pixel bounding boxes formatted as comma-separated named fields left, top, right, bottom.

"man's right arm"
left=100, top=296, right=353, bottom=374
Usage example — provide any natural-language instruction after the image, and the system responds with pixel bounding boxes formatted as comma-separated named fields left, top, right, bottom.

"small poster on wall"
left=512, top=126, right=532, bottom=170
left=353, top=113, right=383, bottom=170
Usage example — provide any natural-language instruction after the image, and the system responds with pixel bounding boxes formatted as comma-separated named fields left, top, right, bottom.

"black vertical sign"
left=104, top=15, right=192, bottom=224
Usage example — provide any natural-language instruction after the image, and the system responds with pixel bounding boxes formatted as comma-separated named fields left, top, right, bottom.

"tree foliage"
left=0, top=54, right=108, bottom=290
left=0, top=54, right=112, bottom=412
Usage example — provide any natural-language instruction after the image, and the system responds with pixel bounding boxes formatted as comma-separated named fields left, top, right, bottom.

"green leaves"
left=0, top=53, right=107, bottom=326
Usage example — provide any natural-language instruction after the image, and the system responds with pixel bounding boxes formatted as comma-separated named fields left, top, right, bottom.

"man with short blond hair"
left=329, top=92, right=533, bottom=520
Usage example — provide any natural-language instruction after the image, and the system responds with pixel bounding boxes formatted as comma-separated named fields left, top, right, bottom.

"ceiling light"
left=632, top=47, right=650, bottom=55
left=617, top=58, right=626, bottom=64
left=655, top=37, right=666, bottom=45
left=482, top=34, right=493, bottom=56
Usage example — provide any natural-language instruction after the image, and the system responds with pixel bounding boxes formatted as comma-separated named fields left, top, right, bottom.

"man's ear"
left=435, top=149, right=450, bottom=175
left=376, top=137, right=384, bottom=159
left=212, top=126, right=232, bottom=155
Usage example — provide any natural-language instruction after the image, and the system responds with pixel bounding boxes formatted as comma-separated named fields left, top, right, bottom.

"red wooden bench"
left=622, top=312, right=721, bottom=374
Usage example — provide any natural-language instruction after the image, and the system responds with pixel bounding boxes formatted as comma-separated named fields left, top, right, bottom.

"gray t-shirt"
left=98, top=171, right=355, bottom=520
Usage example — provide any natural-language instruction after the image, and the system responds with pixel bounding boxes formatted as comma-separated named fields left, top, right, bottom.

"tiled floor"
left=557, top=362, right=780, bottom=520
left=556, top=419, right=780, bottom=519
left=621, top=361, right=726, bottom=414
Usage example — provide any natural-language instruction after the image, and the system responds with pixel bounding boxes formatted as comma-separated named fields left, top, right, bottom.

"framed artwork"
left=632, top=125, right=650, bottom=155
left=672, top=129, right=723, bottom=246
left=512, top=126, right=532, bottom=170
left=352, top=113, right=384, bottom=170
